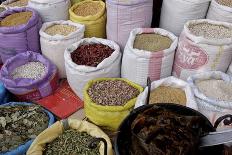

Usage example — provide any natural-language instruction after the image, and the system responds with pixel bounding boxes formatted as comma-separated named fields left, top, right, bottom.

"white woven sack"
left=106, top=0, right=153, bottom=49
left=40, top=20, right=85, bottom=78
left=2, top=0, right=28, bottom=8
left=64, top=38, right=121, bottom=99
left=207, top=0, right=232, bottom=23
left=173, top=19, right=232, bottom=81
left=135, top=76, right=198, bottom=110
left=28, top=0, right=70, bottom=22
left=121, top=28, right=178, bottom=87
left=160, top=0, right=211, bottom=36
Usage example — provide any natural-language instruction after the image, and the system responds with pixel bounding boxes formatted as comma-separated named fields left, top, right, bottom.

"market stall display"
left=2, top=0, right=28, bottom=8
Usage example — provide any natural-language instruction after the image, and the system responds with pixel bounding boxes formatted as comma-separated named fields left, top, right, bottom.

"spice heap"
left=74, top=1, right=103, bottom=17
left=0, top=104, right=49, bottom=153
left=11, top=62, right=46, bottom=80
left=196, top=79, right=232, bottom=102
left=6, top=0, right=28, bottom=7
left=1, top=11, right=32, bottom=27
left=88, top=80, right=140, bottom=106
left=71, top=44, right=114, bottom=67
left=188, top=22, right=232, bottom=39
left=44, top=130, right=100, bottom=155
left=149, top=86, right=186, bottom=105
left=133, top=33, right=172, bottom=52
left=217, top=0, right=232, bottom=7
left=45, top=24, right=77, bottom=36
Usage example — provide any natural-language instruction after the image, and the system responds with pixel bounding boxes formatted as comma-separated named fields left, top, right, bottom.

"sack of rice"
left=2, top=0, right=28, bottom=8
left=121, top=28, right=178, bottom=87
left=40, top=20, right=85, bottom=78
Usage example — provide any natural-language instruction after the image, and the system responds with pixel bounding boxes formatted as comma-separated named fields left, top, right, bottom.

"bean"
left=74, top=1, right=103, bottom=17
left=45, top=24, right=77, bottom=36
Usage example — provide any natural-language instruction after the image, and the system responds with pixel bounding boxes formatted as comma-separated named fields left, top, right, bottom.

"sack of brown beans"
left=207, top=0, right=232, bottom=23
left=0, top=7, right=42, bottom=63
left=121, top=28, right=178, bottom=87
left=2, top=0, right=28, bottom=8
left=173, top=19, right=232, bottom=81
left=0, top=51, right=58, bottom=101
left=40, top=20, right=85, bottom=78
left=84, top=78, right=143, bottom=131
left=69, top=0, right=106, bottom=38
left=64, top=37, right=121, bottom=99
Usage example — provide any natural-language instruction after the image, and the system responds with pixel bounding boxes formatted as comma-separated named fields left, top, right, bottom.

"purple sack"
left=0, top=7, right=42, bottom=63
left=0, top=51, right=59, bottom=101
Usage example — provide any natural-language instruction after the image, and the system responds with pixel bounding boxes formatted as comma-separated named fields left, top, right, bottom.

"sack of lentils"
left=207, top=0, right=232, bottom=23
left=84, top=78, right=143, bottom=131
left=28, top=0, right=70, bottom=22
left=0, top=7, right=42, bottom=63
left=27, top=119, right=113, bottom=155
left=0, top=51, right=58, bottom=101
left=2, top=0, right=28, bottom=8
left=64, top=37, right=121, bottom=99
left=173, top=19, right=232, bottom=81
left=121, top=28, right=178, bottom=87
left=69, top=0, right=106, bottom=38
left=40, top=20, right=85, bottom=78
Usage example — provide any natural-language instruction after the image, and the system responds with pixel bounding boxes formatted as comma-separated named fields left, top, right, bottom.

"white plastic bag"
left=64, top=38, right=121, bottom=99
left=40, top=20, right=85, bottom=78
left=173, top=19, right=232, bottom=81
left=160, top=0, right=211, bottom=36
left=121, top=28, right=178, bottom=87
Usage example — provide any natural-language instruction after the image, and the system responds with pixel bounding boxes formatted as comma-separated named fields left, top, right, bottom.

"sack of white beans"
left=207, top=0, right=232, bottom=23
left=160, top=0, right=211, bottom=36
left=173, top=19, right=232, bottom=81
left=40, top=20, right=85, bottom=78
left=121, top=28, right=178, bottom=87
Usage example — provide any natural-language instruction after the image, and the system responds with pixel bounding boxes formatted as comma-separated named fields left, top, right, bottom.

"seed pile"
left=188, top=22, right=232, bottom=39
left=149, top=86, right=186, bottom=105
left=217, top=0, right=232, bottom=7
left=44, top=130, right=100, bottom=155
left=45, top=24, right=77, bottom=36
left=1, top=11, right=32, bottom=27
left=0, top=104, right=49, bottom=153
left=196, top=79, right=232, bottom=102
left=74, top=1, right=103, bottom=17
left=6, top=0, right=28, bottom=7
left=71, top=44, right=114, bottom=67
left=11, top=62, right=46, bottom=80
left=88, top=80, right=140, bottom=106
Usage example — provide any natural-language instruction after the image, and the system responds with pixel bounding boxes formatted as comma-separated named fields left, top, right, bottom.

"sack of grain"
left=0, top=7, right=42, bottom=63
left=173, top=19, right=232, bottom=81
left=2, top=0, right=28, bottom=8
left=106, top=0, right=153, bottom=49
left=40, top=20, right=85, bottom=78
left=121, top=28, right=178, bottom=87
left=0, top=51, right=59, bottom=101
left=207, top=0, right=232, bottom=23
left=64, top=37, right=121, bottom=99
left=160, top=0, right=210, bottom=36
left=69, top=0, right=106, bottom=38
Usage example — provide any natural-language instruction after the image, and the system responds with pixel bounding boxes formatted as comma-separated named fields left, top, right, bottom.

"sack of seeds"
left=40, top=20, right=85, bottom=78
left=2, top=0, right=28, bottom=8
left=69, top=0, right=106, bottom=38
left=28, top=0, right=70, bottom=22
left=173, top=19, right=232, bottom=81
left=64, top=37, right=121, bottom=99
left=121, top=28, right=178, bottom=87
left=0, top=51, right=59, bottom=101
left=0, top=7, right=42, bottom=63
left=207, top=0, right=232, bottom=23
left=27, top=119, right=113, bottom=155
left=106, top=0, right=153, bottom=49
left=160, top=0, right=211, bottom=36
left=135, top=76, right=198, bottom=110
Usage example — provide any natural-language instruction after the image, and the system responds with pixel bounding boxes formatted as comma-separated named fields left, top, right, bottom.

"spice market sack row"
left=2, top=0, right=28, bottom=8
left=121, top=28, right=178, bottom=87
left=0, top=7, right=42, bottom=63
left=27, top=119, right=113, bottom=155
left=69, top=0, right=106, bottom=38
left=173, top=19, right=232, bottom=80
left=0, top=51, right=58, bottom=101
left=106, top=0, right=153, bottom=49
left=40, top=20, right=85, bottom=78
left=160, top=0, right=211, bottom=36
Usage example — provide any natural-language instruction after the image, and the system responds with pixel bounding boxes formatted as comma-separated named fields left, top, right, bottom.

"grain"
left=7, top=0, right=28, bottom=7
left=74, top=1, right=103, bottom=17
left=133, top=33, right=172, bottom=52
left=45, top=24, right=77, bottom=36
left=149, top=86, right=186, bottom=105
left=1, top=11, right=32, bottom=27
left=217, top=0, right=232, bottom=7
